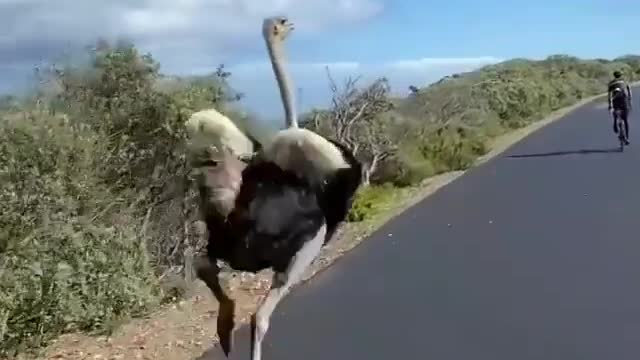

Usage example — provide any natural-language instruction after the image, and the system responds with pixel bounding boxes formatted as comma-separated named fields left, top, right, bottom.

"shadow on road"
left=507, top=147, right=622, bottom=158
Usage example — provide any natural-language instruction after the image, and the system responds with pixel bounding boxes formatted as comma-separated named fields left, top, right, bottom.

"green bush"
left=0, top=40, right=238, bottom=356
left=418, top=125, right=489, bottom=173
left=347, top=184, right=397, bottom=222
left=0, top=117, right=160, bottom=356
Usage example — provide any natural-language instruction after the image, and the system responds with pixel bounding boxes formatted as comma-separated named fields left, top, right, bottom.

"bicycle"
left=612, top=108, right=629, bottom=151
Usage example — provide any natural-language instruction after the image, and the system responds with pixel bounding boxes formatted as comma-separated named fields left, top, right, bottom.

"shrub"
left=0, top=40, right=243, bottom=356
left=0, top=117, right=160, bottom=356
left=347, top=184, right=397, bottom=222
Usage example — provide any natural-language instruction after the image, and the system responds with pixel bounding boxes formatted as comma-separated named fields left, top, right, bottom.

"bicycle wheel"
left=618, top=119, right=626, bottom=151
left=614, top=111, right=625, bottom=150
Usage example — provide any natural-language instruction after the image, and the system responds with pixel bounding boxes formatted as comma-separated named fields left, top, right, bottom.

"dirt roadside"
left=31, top=93, right=612, bottom=360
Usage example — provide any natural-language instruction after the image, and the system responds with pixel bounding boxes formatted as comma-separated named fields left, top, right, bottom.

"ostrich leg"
left=250, top=224, right=327, bottom=360
left=195, top=256, right=236, bottom=357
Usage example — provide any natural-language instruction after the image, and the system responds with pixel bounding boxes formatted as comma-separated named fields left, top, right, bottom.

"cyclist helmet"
left=613, top=70, right=623, bottom=79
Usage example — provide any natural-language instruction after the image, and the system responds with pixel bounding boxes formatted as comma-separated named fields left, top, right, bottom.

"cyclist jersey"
left=609, top=79, right=630, bottom=109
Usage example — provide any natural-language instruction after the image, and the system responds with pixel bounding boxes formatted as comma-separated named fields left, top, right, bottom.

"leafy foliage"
left=347, top=184, right=397, bottom=222
left=0, top=114, right=161, bottom=356
left=0, top=41, right=235, bottom=356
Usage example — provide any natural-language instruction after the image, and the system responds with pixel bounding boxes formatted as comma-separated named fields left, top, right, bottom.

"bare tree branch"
left=311, top=68, right=398, bottom=184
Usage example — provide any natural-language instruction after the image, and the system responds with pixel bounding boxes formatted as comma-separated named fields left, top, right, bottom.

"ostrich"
left=257, top=16, right=363, bottom=237
left=193, top=16, right=363, bottom=360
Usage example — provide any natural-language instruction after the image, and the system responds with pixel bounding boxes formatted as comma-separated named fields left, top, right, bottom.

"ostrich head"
left=262, top=16, right=295, bottom=44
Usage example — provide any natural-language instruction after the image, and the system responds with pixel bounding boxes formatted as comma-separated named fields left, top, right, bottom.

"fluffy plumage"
left=204, top=160, right=325, bottom=272
left=312, top=138, right=362, bottom=239
left=186, top=109, right=261, bottom=217
left=185, top=108, right=257, bottom=161
left=201, top=136, right=361, bottom=272
left=195, top=148, right=247, bottom=219
left=260, top=127, right=352, bottom=185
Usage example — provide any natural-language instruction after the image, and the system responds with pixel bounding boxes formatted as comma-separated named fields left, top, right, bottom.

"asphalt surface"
left=201, top=95, right=640, bottom=360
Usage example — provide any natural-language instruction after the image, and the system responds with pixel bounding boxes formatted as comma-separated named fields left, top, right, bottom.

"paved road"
left=201, top=95, right=640, bottom=360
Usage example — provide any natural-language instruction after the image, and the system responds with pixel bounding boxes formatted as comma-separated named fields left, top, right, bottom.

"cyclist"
left=608, top=70, right=632, bottom=144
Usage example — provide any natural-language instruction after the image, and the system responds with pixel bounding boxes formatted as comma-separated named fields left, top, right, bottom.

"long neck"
left=266, top=38, right=298, bottom=128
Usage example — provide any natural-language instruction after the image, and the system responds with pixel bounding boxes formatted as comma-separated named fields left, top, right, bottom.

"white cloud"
left=388, top=56, right=503, bottom=69
left=228, top=56, right=503, bottom=120
left=0, top=0, right=385, bottom=95
left=0, top=0, right=384, bottom=75
left=0, top=0, right=502, bottom=123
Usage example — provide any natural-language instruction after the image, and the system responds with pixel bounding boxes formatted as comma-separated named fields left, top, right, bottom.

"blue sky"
left=288, top=0, right=637, bottom=62
left=1, top=0, right=638, bottom=119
